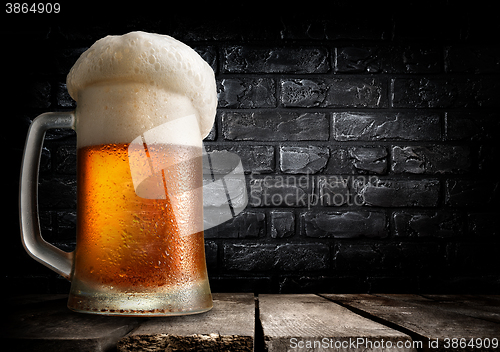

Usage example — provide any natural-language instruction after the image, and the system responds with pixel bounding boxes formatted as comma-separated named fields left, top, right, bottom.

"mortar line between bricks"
left=217, top=71, right=500, bottom=80
left=217, top=107, right=495, bottom=114
left=205, top=140, right=468, bottom=147
left=275, top=74, right=283, bottom=108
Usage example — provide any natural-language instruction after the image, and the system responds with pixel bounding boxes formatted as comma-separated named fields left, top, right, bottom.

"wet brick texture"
left=5, top=5, right=500, bottom=294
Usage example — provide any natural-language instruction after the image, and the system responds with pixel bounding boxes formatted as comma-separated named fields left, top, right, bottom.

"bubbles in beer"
left=74, top=143, right=206, bottom=290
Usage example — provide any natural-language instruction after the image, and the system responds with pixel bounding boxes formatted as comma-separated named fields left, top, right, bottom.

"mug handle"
left=19, top=112, right=76, bottom=280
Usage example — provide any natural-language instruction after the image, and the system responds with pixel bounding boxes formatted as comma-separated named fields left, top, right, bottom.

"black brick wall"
left=4, top=4, right=500, bottom=295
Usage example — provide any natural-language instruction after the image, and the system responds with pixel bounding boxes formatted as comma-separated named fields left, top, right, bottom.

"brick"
left=280, top=79, right=325, bottom=107
left=324, top=148, right=352, bottom=174
left=325, top=148, right=388, bottom=175
left=478, top=144, right=500, bottom=175
left=280, top=77, right=388, bottom=108
left=222, top=46, right=329, bottom=73
left=279, top=146, right=329, bottom=174
left=205, top=211, right=265, bottom=239
left=445, top=112, right=500, bottom=141
left=468, top=213, right=500, bottom=237
left=333, top=112, right=440, bottom=141
left=356, top=178, right=440, bottom=207
left=301, top=211, right=387, bottom=238
left=391, top=145, right=470, bottom=174
left=203, top=174, right=246, bottom=210
left=349, top=147, right=387, bottom=174
left=336, top=46, right=441, bottom=74
left=393, top=211, right=464, bottom=238
left=445, top=179, right=499, bottom=208
left=393, top=78, right=456, bottom=108
left=474, top=77, right=500, bottom=108
left=221, top=111, right=329, bottom=141
left=396, top=46, right=442, bottom=73
left=230, top=211, right=265, bottom=239
left=205, top=145, right=275, bottom=174
left=274, top=243, right=329, bottom=271
left=392, top=77, right=500, bottom=108
left=223, top=243, right=329, bottom=271
left=204, top=150, right=238, bottom=180
left=318, top=175, right=351, bottom=206
left=445, top=46, right=500, bottom=73
left=217, top=78, right=276, bottom=108
left=326, top=77, right=388, bottom=108
left=249, top=175, right=313, bottom=208
left=269, top=210, right=295, bottom=238
left=335, top=47, right=382, bottom=73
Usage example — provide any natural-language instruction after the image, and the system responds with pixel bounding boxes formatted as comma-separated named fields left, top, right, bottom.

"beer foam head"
left=67, top=31, right=216, bottom=139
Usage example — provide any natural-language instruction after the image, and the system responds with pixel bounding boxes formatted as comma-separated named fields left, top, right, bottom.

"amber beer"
left=73, top=142, right=207, bottom=291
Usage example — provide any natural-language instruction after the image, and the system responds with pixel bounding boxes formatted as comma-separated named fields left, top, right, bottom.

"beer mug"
left=19, top=32, right=222, bottom=316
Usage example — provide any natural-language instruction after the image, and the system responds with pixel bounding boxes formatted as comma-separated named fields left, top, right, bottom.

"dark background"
left=2, top=2, right=499, bottom=296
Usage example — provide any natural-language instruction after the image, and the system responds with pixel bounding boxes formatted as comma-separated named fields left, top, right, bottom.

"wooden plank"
left=375, top=294, right=435, bottom=302
left=322, top=294, right=500, bottom=352
left=117, top=293, right=254, bottom=352
left=3, top=295, right=140, bottom=352
left=379, top=294, right=500, bottom=324
left=259, top=294, right=417, bottom=352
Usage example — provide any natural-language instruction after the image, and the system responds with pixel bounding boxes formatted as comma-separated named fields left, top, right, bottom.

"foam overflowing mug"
left=19, top=31, right=217, bottom=315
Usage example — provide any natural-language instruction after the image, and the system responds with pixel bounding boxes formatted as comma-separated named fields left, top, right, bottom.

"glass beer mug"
left=19, top=32, right=218, bottom=315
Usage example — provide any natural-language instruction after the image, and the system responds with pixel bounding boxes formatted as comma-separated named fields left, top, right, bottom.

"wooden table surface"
left=4, top=293, right=500, bottom=351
